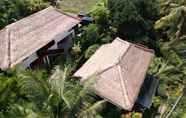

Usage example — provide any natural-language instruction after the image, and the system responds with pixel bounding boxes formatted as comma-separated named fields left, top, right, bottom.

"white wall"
left=21, top=52, right=38, bottom=69
left=49, top=29, right=75, bottom=50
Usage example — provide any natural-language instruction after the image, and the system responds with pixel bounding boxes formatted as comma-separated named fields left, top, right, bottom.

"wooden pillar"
left=43, top=55, right=51, bottom=68
left=46, top=55, right=51, bottom=68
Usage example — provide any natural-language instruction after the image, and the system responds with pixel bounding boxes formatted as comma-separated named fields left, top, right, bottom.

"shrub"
left=90, top=0, right=110, bottom=33
left=81, top=24, right=99, bottom=49
left=0, top=0, right=49, bottom=29
left=85, top=44, right=100, bottom=59
left=100, top=35, right=113, bottom=43
left=71, top=41, right=82, bottom=57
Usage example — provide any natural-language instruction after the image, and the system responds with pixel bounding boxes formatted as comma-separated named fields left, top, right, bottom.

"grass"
left=59, top=0, right=99, bottom=13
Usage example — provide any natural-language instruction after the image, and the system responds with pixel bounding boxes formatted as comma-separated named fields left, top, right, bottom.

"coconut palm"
left=48, top=66, right=106, bottom=118
left=0, top=66, right=106, bottom=118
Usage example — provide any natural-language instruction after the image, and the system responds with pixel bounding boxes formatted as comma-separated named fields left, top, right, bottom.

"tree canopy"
left=0, top=0, right=49, bottom=29
left=108, top=0, right=160, bottom=38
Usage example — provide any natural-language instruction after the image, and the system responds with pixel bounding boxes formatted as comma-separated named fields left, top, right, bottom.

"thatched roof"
left=74, top=37, right=154, bottom=111
left=0, top=6, right=80, bottom=69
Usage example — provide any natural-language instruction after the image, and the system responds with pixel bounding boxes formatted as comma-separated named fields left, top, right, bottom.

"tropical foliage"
left=0, top=0, right=49, bottom=29
left=0, top=67, right=106, bottom=118
left=0, top=0, right=186, bottom=117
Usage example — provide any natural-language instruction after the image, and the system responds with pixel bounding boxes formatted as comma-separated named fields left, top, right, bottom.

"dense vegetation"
left=0, top=0, right=186, bottom=117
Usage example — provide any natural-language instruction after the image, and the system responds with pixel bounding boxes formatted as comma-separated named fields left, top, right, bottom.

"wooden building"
left=0, top=6, right=80, bottom=69
left=74, top=37, right=156, bottom=111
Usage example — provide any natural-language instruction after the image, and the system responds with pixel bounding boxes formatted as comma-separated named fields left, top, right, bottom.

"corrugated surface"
left=0, top=6, right=80, bottom=69
left=74, top=37, right=154, bottom=111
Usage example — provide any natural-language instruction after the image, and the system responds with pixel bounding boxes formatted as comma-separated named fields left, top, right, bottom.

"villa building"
left=74, top=37, right=158, bottom=111
left=0, top=7, right=80, bottom=69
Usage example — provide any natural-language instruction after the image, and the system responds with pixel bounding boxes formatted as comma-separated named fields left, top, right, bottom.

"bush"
left=71, top=41, right=82, bottom=58
left=0, top=0, right=49, bottom=29
left=85, top=44, right=100, bottom=59
left=81, top=24, right=99, bottom=49
left=100, top=35, right=113, bottom=43
left=153, top=96, right=161, bottom=108
left=90, top=0, right=110, bottom=33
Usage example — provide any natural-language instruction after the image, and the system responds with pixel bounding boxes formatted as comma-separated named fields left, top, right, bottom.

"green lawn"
left=59, top=0, right=99, bottom=13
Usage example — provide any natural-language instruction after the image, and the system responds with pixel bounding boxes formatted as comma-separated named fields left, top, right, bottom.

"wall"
left=20, top=29, right=75, bottom=69
left=21, top=52, right=39, bottom=69
left=49, top=29, right=75, bottom=50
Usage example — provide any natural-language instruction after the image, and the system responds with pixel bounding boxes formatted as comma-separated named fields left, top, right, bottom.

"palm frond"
left=78, top=100, right=106, bottom=118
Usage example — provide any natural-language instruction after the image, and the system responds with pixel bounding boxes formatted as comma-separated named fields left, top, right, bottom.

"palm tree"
left=48, top=66, right=106, bottom=118
left=0, top=66, right=106, bottom=118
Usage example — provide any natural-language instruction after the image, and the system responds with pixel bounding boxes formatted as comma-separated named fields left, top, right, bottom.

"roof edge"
left=114, top=37, right=130, bottom=45
left=5, top=6, right=55, bottom=29
left=134, top=44, right=154, bottom=53
left=93, top=88, right=133, bottom=111
left=114, top=37, right=154, bottom=53
left=1, top=6, right=80, bottom=31
left=54, top=8, right=81, bottom=21
left=73, top=43, right=113, bottom=78
left=0, top=28, right=10, bottom=69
